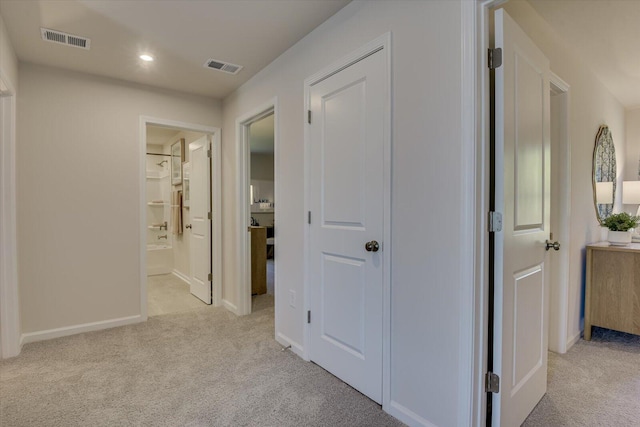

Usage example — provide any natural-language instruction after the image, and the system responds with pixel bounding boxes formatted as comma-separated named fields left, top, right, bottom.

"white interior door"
left=308, top=48, right=386, bottom=404
left=493, top=9, right=551, bottom=426
left=189, top=135, right=212, bottom=304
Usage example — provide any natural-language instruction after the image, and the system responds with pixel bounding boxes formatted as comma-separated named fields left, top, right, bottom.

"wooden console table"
left=584, top=242, right=640, bottom=340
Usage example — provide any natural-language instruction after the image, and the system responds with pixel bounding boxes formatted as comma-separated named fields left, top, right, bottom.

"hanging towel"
left=171, top=190, right=183, bottom=235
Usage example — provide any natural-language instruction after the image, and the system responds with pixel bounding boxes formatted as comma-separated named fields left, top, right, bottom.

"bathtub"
left=147, top=244, right=173, bottom=276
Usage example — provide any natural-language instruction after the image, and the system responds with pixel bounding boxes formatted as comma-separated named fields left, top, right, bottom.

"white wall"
left=17, top=63, right=221, bottom=335
left=502, top=1, right=626, bottom=347
left=625, top=108, right=640, bottom=181
left=222, top=1, right=470, bottom=425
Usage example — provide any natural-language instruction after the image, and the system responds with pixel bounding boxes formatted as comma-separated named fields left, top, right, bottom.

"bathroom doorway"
left=140, top=117, right=221, bottom=319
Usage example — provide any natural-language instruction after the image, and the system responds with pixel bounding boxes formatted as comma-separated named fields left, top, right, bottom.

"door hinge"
left=488, top=211, right=503, bottom=233
left=208, top=273, right=212, bottom=281
left=488, top=48, right=502, bottom=70
left=308, top=110, right=311, bottom=124
left=485, top=372, right=500, bottom=393
left=208, top=212, right=212, bottom=220
left=248, top=226, right=251, bottom=232
left=207, top=149, right=212, bottom=158
left=307, top=310, right=311, bottom=324
left=308, top=211, right=311, bottom=224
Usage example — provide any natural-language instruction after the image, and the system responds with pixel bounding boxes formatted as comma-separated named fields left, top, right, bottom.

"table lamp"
left=622, top=181, right=640, bottom=216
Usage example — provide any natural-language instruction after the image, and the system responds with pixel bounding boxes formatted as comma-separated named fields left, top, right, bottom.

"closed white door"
left=494, top=9, right=551, bottom=426
left=189, top=135, right=212, bottom=304
left=308, top=48, right=387, bottom=404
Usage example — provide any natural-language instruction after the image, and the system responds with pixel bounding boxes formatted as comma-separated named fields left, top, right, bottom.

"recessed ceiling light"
left=140, top=54, right=154, bottom=62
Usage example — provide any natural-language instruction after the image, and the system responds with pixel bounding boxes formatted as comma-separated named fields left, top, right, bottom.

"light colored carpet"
left=147, top=274, right=208, bottom=316
left=524, top=327, right=640, bottom=426
left=0, top=299, right=403, bottom=426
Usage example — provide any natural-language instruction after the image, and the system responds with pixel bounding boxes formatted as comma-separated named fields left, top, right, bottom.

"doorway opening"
left=139, top=117, right=221, bottom=320
left=249, top=114, right=275, bottom=312
left=235, top=100, right=277, bottom=317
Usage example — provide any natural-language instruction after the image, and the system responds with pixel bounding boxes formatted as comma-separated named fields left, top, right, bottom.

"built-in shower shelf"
left=146, top=171, right=169, bottom=179
left=147, top=202, right=168, bottom=206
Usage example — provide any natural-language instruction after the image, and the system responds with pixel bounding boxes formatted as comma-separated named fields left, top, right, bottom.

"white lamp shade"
left=595, top=182, right=614, bottom=204
left=622, top=181, right=640, bottom=204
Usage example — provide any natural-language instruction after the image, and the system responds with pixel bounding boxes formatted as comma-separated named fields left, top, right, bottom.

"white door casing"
left=189, top=135, right=212, bottom=304
left=307, top=47, right=387, bottom=404
left=493, top=9, right=551, bottom=427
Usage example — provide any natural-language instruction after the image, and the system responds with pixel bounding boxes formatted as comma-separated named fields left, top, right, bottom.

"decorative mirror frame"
left=171, top=138, right=185, bottom=186
left=592, top=125, right=616, bottom=225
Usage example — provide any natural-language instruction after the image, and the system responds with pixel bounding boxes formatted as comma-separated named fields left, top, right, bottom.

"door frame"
left=302, top=32, right=392, bottom=410
left=139, top=116, right=222, bottom=319
left=234, top=98, right=278, bottom=316
left=0, top=72, right=20, bottom=358
left=474, top=1, right=573, bottom=425
left=548, top=73, right=572, bottom=353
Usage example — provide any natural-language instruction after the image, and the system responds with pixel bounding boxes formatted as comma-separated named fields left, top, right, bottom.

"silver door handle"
left=545, top=240, right=560, bottom=251
left=365, top=240, right=380, bottom=252
left=185, top=224, right=192, bottom=229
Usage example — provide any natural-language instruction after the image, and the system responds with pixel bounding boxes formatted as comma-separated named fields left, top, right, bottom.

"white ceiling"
left=0, top=0, right=350, bottom=99
left=528, top=0, right=640, bottom=109
left=2, top=0, right=637, bottom=109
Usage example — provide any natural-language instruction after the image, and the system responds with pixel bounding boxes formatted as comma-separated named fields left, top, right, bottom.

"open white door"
left=493, top=9, right=551, bottom=426
left=308, top=47, right=387, bottom=404
left=189, top=135, right=212, bottom=304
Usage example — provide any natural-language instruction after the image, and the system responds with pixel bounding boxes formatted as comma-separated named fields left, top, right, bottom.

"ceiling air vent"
left=203, top=59, right=243, bottom=75
left=40, top=28, right=91, bottom=50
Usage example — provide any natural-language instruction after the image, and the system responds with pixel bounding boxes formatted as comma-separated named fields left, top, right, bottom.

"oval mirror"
left=592, top=125, right=616, bottom=224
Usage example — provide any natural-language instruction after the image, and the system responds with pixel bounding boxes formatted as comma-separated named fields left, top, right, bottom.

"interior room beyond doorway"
left=248, top=113, right=276, bottom=307
left=145, top=124, right=209, bottom=315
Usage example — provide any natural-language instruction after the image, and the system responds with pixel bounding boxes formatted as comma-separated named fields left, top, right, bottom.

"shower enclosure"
left=146, top=153, right=173, bottom=275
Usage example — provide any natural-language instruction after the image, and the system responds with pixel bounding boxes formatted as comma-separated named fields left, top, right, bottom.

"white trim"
left=475, top=1, right=505, bottom=425
left=302, top=31, right=392, bottom=412
left=275, top=332, right=304, bottom=358
left=387, top=401, right=438, bottom=427
left=0, top=70, right=20, bottom=359
left=548, top=72, right=571, bottom=354
left=172, top=269, right=191, bottom=285
left=566, top=329, right=581, bottom=351
left=460, top=2, right=478, bottom=426
left=211, top=130, right=223, bottom=306
left=222, top=299, right=240, bottom=315
left=21, top=315, right=143, bottom=345
left=234, top=98, right=278, bottom=317
left=139, top=116, right=222, bottom=320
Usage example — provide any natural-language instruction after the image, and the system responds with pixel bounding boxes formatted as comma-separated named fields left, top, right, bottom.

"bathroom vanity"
left=584, top=242, right=640, bottom=340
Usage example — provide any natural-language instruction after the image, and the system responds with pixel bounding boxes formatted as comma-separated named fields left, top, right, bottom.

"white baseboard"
left=172, top=269, right=190, bottom=285
left=386, top=400, right=438, bottom=427
left=276, top=332, right=304, bottom=358
left=20, top=315, right=144, bottom=345
left=566, top=329, right=581, bottom=351
left=222, top=299, right=239, bottom=315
